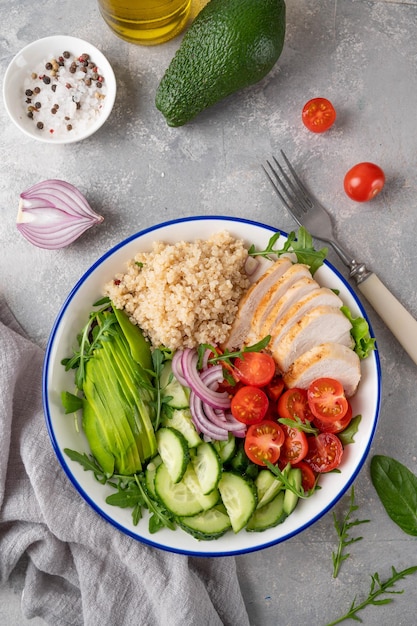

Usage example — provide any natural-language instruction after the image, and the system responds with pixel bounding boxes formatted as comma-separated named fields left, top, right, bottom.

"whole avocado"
left=155, top=0, right=286, bottom=127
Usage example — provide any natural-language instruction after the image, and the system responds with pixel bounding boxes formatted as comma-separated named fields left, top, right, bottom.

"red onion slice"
left=189, top=392, right=229, bottom=441
left=171, top=350, right=188, bottom=387
left=203, top=402, right=246, bottom=433
left=181, top=349, right=230, bottom=409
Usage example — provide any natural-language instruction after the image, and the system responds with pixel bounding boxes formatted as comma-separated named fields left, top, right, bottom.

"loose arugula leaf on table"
left=332, top=486, right=370, bottom=578
left=325, top=565, right=417, bottom=626
left=248, top=226, right=328, bottom=274
left=370, top=455, right=417, bottom=536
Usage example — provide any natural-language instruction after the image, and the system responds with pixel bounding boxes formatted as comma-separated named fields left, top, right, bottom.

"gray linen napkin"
left=0, top=298, right=250, bottom=626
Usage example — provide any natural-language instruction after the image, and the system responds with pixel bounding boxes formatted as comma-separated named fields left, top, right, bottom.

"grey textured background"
left=1, top=0, right=417, bottom=624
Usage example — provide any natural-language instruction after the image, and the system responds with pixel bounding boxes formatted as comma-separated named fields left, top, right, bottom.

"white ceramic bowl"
left=3, top=35, right=116, bottom=144
left=43, top=216, right=381, bottom=556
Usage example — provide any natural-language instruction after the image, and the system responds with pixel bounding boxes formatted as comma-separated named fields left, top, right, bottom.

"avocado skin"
left=155, top=0, right=286, bottom=127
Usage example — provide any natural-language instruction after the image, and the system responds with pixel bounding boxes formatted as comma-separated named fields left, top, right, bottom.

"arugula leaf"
left=64, top=448, right=175, bottom=532
left=200, top=336, right=271, bottom=369
left=341, top=306, right=376, bottom=359
left=332, top=486, right=370, bottom=578
left=370, top=455, right=417, bottom=536
left=151, top=347, right=168, bottom=431
left=290, top=227, right=329, bottom=275
left=61, top=299, right=116, bottom=390
left=133, top=474, right=176, bottom=533
left=61, top=391, right=83, bottom=414
left=248, top=227, right=328, bottom=274
left=264, top=460, right=314, bottom=499
left=64, top=448, right=108, bottom=483
left=338, top=414, right=361, bottom=446
left=325, top=565, right=417, bottom=626
left=278, top=416, right=319, bottom=435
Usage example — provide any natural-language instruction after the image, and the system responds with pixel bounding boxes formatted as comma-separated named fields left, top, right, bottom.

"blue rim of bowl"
left=42, top=215, right=382, bottom=556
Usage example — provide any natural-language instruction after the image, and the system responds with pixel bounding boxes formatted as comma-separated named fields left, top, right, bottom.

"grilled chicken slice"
left=258, top=276, right=320, bottom=340
left=265, top=287, right=344, bottom=349
left=224, top=257, right=293, bottom=350
left=283, top=342, right=361, bottom=397
left=270, top=305, right=354, bottom=372
left=247, top=263, right=313, bottom=344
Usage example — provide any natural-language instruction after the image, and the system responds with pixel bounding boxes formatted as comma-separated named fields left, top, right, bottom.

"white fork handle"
left=358, top=272, right=417, bottom=365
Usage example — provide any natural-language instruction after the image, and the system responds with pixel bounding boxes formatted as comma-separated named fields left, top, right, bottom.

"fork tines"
left=263, top=151, right=313, bottom=223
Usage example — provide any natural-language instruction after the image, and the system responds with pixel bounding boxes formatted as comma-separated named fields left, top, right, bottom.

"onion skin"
left=17, top=179, right=103, bottom=249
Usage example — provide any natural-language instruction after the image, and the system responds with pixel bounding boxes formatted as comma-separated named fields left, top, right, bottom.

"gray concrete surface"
left=1, top=0, right=417, bottom=624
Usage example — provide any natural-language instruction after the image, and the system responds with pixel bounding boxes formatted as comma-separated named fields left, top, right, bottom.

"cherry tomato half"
left=233, top=352, right=275, bottom=387
left=302, top=97, right=336, bottom=133
left=292, top=461, right=317, bottom=492
left=313, top=400, right=353, bottom=434
left=343, top=162, right=385, bottom=202
left=304, top=433, right=343, bottom=473
left=279, top=423, right=308, bottom=465
left=265, top=375, right=285, bottom=402
left=244, top=421, right=285, bottom=466
left=277, top=388, right=313, bottom=423
left=231, top=385, right=269, bottom=425
left=307, top=378, right=348, bottom=424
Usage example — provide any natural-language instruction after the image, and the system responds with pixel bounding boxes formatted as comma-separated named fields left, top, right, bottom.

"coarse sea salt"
left=23, top=51, right=107, bottom=140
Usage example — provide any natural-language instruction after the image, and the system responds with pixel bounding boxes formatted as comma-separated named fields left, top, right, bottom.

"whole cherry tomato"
left=344, top=162, right=385, bottom=202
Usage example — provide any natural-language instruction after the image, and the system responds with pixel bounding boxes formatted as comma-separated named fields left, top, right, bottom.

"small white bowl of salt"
left=3, top=35, right=116, bottom=144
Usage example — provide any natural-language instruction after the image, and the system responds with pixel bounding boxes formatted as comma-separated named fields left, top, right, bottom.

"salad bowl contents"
left=43, top=217, right=381, bottom=556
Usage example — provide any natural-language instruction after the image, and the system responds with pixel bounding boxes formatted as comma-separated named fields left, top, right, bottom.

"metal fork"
left=263, top=150, right=417, bottom=365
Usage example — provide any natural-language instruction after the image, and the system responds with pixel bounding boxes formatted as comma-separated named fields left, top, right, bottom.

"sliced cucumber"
left=246, top=491, right=287, bottom=532
left=156, top=427, right=189, bottom=483
left=145, top=454, right=162, bottom=499
left=255, top=469, right=283, bottom=509
left=213, top=433, right=236, bottom=464
left=283, top=467, right=302, bottom=515
left=229, top=440, right=251, bottom=473
left=192, top=442, right=222, bottom=495
left=154, top=462, right=204, bottom=517
left=160, top=360, right=190, bottom=409
left=161, top=408, right=201, bottom=448
left=182, top=464, right=220, bottom=510
left=178, top=506, right=232, bottom=540
left=218, top=472, right=257, bottom=533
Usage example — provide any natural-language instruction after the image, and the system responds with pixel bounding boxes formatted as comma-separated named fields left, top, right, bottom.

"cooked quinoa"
left=105, top=231, right=250, bottom=350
